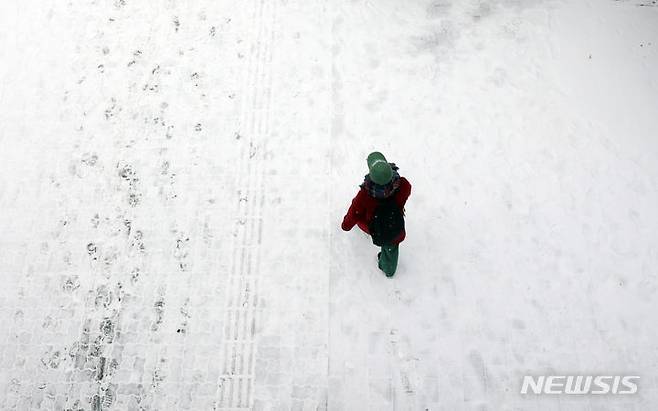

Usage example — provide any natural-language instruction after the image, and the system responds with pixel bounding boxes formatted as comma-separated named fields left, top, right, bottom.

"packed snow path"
left=1, top=0, right=658, bottom=410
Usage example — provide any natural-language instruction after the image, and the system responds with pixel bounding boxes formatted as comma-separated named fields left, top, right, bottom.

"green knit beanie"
left=367, top=151, right=393, bottom=185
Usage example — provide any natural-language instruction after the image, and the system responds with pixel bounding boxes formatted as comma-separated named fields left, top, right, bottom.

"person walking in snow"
left=341, top=152, right=412, bottom=277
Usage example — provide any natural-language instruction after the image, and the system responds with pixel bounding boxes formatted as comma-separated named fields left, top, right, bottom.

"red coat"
left=341, top=177, right=412, bottom=245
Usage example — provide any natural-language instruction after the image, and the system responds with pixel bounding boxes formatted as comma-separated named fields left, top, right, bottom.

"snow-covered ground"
left=1, top=0, right=658, bottom=410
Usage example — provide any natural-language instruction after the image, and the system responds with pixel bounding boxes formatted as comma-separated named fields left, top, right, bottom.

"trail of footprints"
left=6, top=1, right=275, bottom=409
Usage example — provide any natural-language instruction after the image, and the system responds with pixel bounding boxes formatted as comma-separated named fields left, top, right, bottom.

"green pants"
left=378, top=244, right=399, bottom=277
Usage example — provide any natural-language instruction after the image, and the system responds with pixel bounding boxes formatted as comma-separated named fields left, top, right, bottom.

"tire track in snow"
left=215, top=0, right=274, bottom=408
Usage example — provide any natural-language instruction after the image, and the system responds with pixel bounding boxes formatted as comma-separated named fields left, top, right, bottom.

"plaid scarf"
left=360, top=163, right=401, bottom=199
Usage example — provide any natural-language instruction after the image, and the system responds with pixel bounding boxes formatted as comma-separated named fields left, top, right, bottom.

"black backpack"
left=369, top=197, right=405, bottom=246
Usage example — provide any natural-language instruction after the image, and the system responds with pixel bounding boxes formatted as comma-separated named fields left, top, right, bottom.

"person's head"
left=367, top=151, right=393, bottom=185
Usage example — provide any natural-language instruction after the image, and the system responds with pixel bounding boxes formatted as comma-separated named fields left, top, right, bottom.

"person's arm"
left=397, top=177, right=412, bottom=211
left=341, top=190, right=365, bottom=231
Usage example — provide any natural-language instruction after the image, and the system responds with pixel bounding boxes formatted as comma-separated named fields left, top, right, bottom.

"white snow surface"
left=1, top=0, right=658, bottom=410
